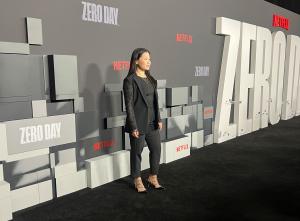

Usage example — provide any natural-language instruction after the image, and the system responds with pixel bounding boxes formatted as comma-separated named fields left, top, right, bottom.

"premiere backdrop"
left=0, top=0, right=300, bottom=218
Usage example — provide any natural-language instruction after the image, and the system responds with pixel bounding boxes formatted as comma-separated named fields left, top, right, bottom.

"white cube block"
left=141, top=147, right=150, bottom=171
left=0, top=196, right=13, bottom=221
left=163, top=136, right=190, bottom=163
left=124, top=133, right=131, bottom=150
left=160, top=143, right=165, bottom=164
left=192, top=130, right=204, bottom=149
left=38, top=180, right=53, bottom=203
left=11, top=184, right=40, bottom=212
left=32, top=100, right=47, bottom=118
left=185, top=132, right=192, bottom=147
left=56, top=169, right=87, bottom=197
left=0, top=164, right=3, bottom=181
left=86, top=150, right=130, bottom=188
left=54, top=162, right=77, bottom=178
left=0, top=181, right=10, bottom=200
left=204, top=134, right=214, bottom=146
left=26, top=17, right=43, bottom=45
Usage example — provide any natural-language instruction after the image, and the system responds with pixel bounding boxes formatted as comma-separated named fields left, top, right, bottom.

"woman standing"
left=123, top=48, right=165, bottom=193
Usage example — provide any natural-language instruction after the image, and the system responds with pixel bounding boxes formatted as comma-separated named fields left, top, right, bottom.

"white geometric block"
left=0, top=181, right=10, bottom=200
left=160, top=143, right=165, bottom=165
left=86, top=150, right=130, bottom=188
left=110, top=150, right=131, bottom=177
left=157, top=88, right=166, bottom=108
left=38, top=180, right=53, bottom=204
left=26, top=17, right=43, bottom=45
left=11, top=184, right=40, bottom=212
left=0, top=124, right=8, bottom=161
left=184, top=132, right=192, bottom=148
left=192, top=130, right=204, bottom=149
left=191, top=85, right=199, bottom=102
left=74, top=97, right=84, bottom=113
left=163, top=136, right=190, bottom=163
left=0, top=41, right=30, bottom=54
left=124, top=133, right=131, bottom=150
left=0, top=164, right=3, bottom=181
left=32, top=100, right=47, bottom=118
left=0, top=196, right=13, bottom=221
left=204, top=134, right=214, bottom=146
left=54, top=162, right=77, bottom=178
left=55, top=169, right=87, bottom=197
left=141, top=147, right=150, bottom=171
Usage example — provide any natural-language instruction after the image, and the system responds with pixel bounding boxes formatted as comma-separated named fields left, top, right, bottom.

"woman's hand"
left=131, top=129, right=140, bottom=138
left=158, top=121, right=163, bottom=130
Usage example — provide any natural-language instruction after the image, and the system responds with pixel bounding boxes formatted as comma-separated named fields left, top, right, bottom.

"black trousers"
left=129, top=123, right=161, bottom=178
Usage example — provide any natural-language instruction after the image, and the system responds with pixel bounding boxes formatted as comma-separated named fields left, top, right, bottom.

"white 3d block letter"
left=235, top=22, right=256, bottom=136
left=282, top=35, right=300, bottom=120
left=269, top=31, right=286, bottom=125
left=250, top=26, right=272, bottom=131
left=214, top=17, right=241, bottom=143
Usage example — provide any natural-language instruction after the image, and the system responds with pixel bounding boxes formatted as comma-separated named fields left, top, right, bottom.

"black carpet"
left=14, top=116, right=300, bottom=221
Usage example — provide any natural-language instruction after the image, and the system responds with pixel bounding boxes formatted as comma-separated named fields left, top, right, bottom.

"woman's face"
left=136, top=52, right=151, bottom=71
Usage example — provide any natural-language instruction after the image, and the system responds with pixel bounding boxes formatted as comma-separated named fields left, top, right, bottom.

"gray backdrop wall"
left=0, top=0, right=300, bottom=216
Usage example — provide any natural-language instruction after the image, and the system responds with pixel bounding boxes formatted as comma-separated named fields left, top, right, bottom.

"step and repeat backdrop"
left=0, top=0, right=299, bottom=219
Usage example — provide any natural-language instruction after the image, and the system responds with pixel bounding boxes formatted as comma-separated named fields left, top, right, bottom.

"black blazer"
left=123, top=74, right=161, bottom=134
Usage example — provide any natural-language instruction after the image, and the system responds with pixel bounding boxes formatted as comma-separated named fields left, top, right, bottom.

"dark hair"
left=128, top=48, right=157, bottom=88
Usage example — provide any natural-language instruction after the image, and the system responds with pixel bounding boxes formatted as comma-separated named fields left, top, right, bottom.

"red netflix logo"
left=176, top=144, right=189, bottom=152
left=113, top=61, right=130, bottom=71
left=176, top=33, right=192, bottom=44
left=93, top=139, right=116, bottom=151
left=273, top=14, right=289, bottom=30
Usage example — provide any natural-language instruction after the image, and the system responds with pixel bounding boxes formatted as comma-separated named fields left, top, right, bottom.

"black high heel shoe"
left=147, top=180, right=166, bottom=190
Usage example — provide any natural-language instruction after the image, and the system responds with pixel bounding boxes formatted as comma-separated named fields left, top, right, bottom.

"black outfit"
left=123, top=73, right=162, bottom=178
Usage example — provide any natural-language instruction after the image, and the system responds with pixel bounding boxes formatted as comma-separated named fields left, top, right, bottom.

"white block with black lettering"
left=163, top=135, right=190, bottom=163
left=55, top=169, right=87, bottom=197
left=192, top=130, right=204, bottom=149
left=86, top=150, right=130, bottom=188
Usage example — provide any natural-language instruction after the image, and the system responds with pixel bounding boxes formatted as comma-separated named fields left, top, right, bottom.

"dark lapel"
left=133, top=74, right=149, bottom=107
